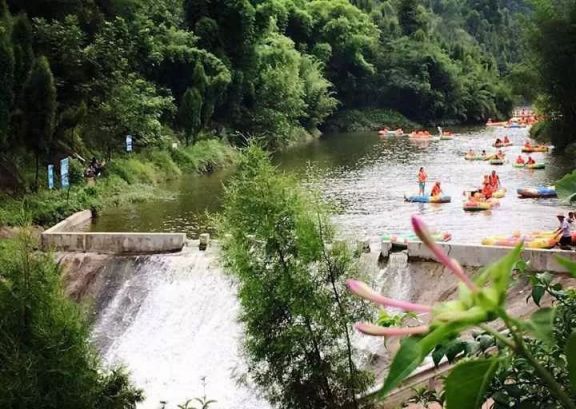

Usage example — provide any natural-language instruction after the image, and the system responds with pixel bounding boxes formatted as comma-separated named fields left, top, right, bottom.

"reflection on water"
left=91, top=127, right=576, bottom=243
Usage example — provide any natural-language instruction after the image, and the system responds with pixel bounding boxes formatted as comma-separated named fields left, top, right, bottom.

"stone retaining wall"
left=41, top=211, right=185, bottom=254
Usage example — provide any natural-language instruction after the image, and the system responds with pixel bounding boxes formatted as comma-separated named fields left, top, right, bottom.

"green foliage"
left=0, top=231, right=143, bottom=408
left=178, top=87, right=203, bottom=145
left=219, top=145, right=373, bottom=409
left=0, top=140, right=236, bottom=226
left=445, top=358, right=501, bottom=409
left=0, top=24, right=13, bottom=148
left=555, top=170, right=576, bottom=203
left=523, top=0, right=576, bottom=151
left=400, top=257, right=576, bottom=409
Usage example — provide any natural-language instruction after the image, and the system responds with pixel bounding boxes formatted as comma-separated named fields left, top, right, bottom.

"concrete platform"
left=41, top=210, right=185, bottom=254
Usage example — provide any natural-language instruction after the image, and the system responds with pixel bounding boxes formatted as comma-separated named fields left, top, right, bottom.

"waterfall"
left=91, top=246, right=270, bottom=409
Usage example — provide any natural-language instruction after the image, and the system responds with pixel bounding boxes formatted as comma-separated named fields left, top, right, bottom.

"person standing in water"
left=418, top=167, right=427, bottom=195
left=556, top=214, right=572, bottom=249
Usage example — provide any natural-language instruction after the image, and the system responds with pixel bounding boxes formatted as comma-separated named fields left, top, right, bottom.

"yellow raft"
left=482, top=231, right=560, bottom=249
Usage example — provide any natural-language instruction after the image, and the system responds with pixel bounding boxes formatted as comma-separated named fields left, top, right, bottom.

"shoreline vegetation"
left=0, top=139, right=237, bottom=229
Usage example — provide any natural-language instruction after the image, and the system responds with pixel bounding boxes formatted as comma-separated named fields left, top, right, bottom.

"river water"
left=90, top=126, right=575, bottom=409
left=92, top=127, right=575, bottom=243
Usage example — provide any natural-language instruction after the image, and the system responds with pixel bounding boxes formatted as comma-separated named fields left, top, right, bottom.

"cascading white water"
left=91, top=244, right=414, bottom=408
left=379, top=251, right=411, bottom=305
left=91, top=246, right=271, bottom=409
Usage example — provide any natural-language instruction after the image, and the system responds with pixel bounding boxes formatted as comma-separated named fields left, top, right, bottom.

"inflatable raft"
left=522, top=145, right=549, bottom=153
left=492, top=142, right=513, bottom=148
left=492, top=188, right=507, bottom=199
left=464, top=154, right=483, bottom=161
left=517, top=186, right=557, bottom=198
left=383, top=231, right=452, bottom=246
left=463, top=198, right=499, bottom=211
left=526, top=163, right=545, bottom=169
left=482, top=232, right=559, bottom=249
left=379, top=128, right=405, bottom=137
left=404, top=195, right=451, bottom=203
left=489, top=159, right=504, bottom=165
left=513, top=162, right=526, bottom=168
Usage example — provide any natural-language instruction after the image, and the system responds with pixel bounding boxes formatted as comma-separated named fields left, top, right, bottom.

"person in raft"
left=556, top=214, right=572, bottom=249
left=516, top=155, right=525, bottom=165
left=430, top=181, right=442, bottom=197
left=467, top=148, right=475, bottom=157
left=495, top=138, right=502, bottom=145
left=496, top=150, right=505, bottom=159
left=504, top=136, right=510, bottom=144
left=481, top=150, right=487, bottom=158
left=526, top=156, right=536, bottom=165
left=418, top=167, right=427, bottom=195
left=482, top=180, right=493, bottom=199
left=489, top=170, right=501, bottom=190
left=524, top=140, right=532, bottom=149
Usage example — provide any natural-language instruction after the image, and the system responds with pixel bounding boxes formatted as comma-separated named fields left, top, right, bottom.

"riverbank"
left=0, top=140, right=238, bottom=229
left=322, top=108, right=420, bottom=133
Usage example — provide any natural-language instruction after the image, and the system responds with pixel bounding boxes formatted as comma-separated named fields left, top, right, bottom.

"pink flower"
left=346, top=279, right=432, bottom=313
left=411, top=215, right=478, bottom=291
left=354, top=322, right=429, bottom=336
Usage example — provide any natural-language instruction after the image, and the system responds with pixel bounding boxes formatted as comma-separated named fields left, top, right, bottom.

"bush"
left=0, top=232, right=143, bottom=408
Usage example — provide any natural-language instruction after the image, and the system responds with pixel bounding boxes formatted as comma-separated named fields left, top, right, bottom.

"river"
left=91, top=127, right=575, bottom=243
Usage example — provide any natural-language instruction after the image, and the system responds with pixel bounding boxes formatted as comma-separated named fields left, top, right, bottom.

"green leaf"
left=556, top=170, right=576, bottom=203
left=379, top=337, right=424, bottom=397
left=379, top=322, right=463, bottom=397
left=531, top=285, right=545, bottom=306
left=527, top=308, right=555, bottom=344
left=555, top=256, right=576, bottom=278
left=476, top=245, right=522, bottom=304
left=566, top=331, right=576, bottom=390
left=445, top=358, right=501, bottom=409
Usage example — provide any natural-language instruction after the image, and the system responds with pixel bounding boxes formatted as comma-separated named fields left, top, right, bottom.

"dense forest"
left=0, top=0, right=524, bottom=190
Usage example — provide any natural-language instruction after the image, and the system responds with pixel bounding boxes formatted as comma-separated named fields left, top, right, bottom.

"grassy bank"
left=322, top=108, right=420, bottom=133
left=0, top=140, right=238, bottom=228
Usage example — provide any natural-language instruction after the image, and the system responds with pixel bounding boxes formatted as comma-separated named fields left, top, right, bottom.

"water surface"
left=92, top=127, right=575, bottom=243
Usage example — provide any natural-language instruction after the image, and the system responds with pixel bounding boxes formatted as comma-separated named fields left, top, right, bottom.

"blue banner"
left=60, top=157, right=69, bottom=189
left=48, top=164, right=54, bottom=190
left=126, top=135, right=133, bottom=152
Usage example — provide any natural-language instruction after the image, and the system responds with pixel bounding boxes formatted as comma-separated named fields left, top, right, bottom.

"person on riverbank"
left=556, top=214, right=572, bottom=249
left=489, top=171, right=501, bottom=190
left=431, top=181, right=442, bottom=197
left=418, top=167, right=427, bottom=195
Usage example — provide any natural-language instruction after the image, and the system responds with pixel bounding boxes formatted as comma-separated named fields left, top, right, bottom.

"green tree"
left=0, top=24, right=14, bottom=148
left=0, top=231, right=143, bottom=408
left=219, top=145, right=373, bottom=409
left=22, top=56, right=56, bottom=189
left=11, top=13, right=34, bottom=95
left=178, top=86, right=203, bottom=145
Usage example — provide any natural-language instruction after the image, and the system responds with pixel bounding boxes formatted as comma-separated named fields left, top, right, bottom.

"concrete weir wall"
left=381, top=240, right=576, bottom=273
left=42, top=210, right=185, bottom=254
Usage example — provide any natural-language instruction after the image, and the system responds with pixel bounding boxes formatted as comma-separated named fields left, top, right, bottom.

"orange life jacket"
left=418, top=171, right=427, bottom=182
left=431, top=185, right=441, bottom=196
left=482, top=184, right=493, bottom=198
